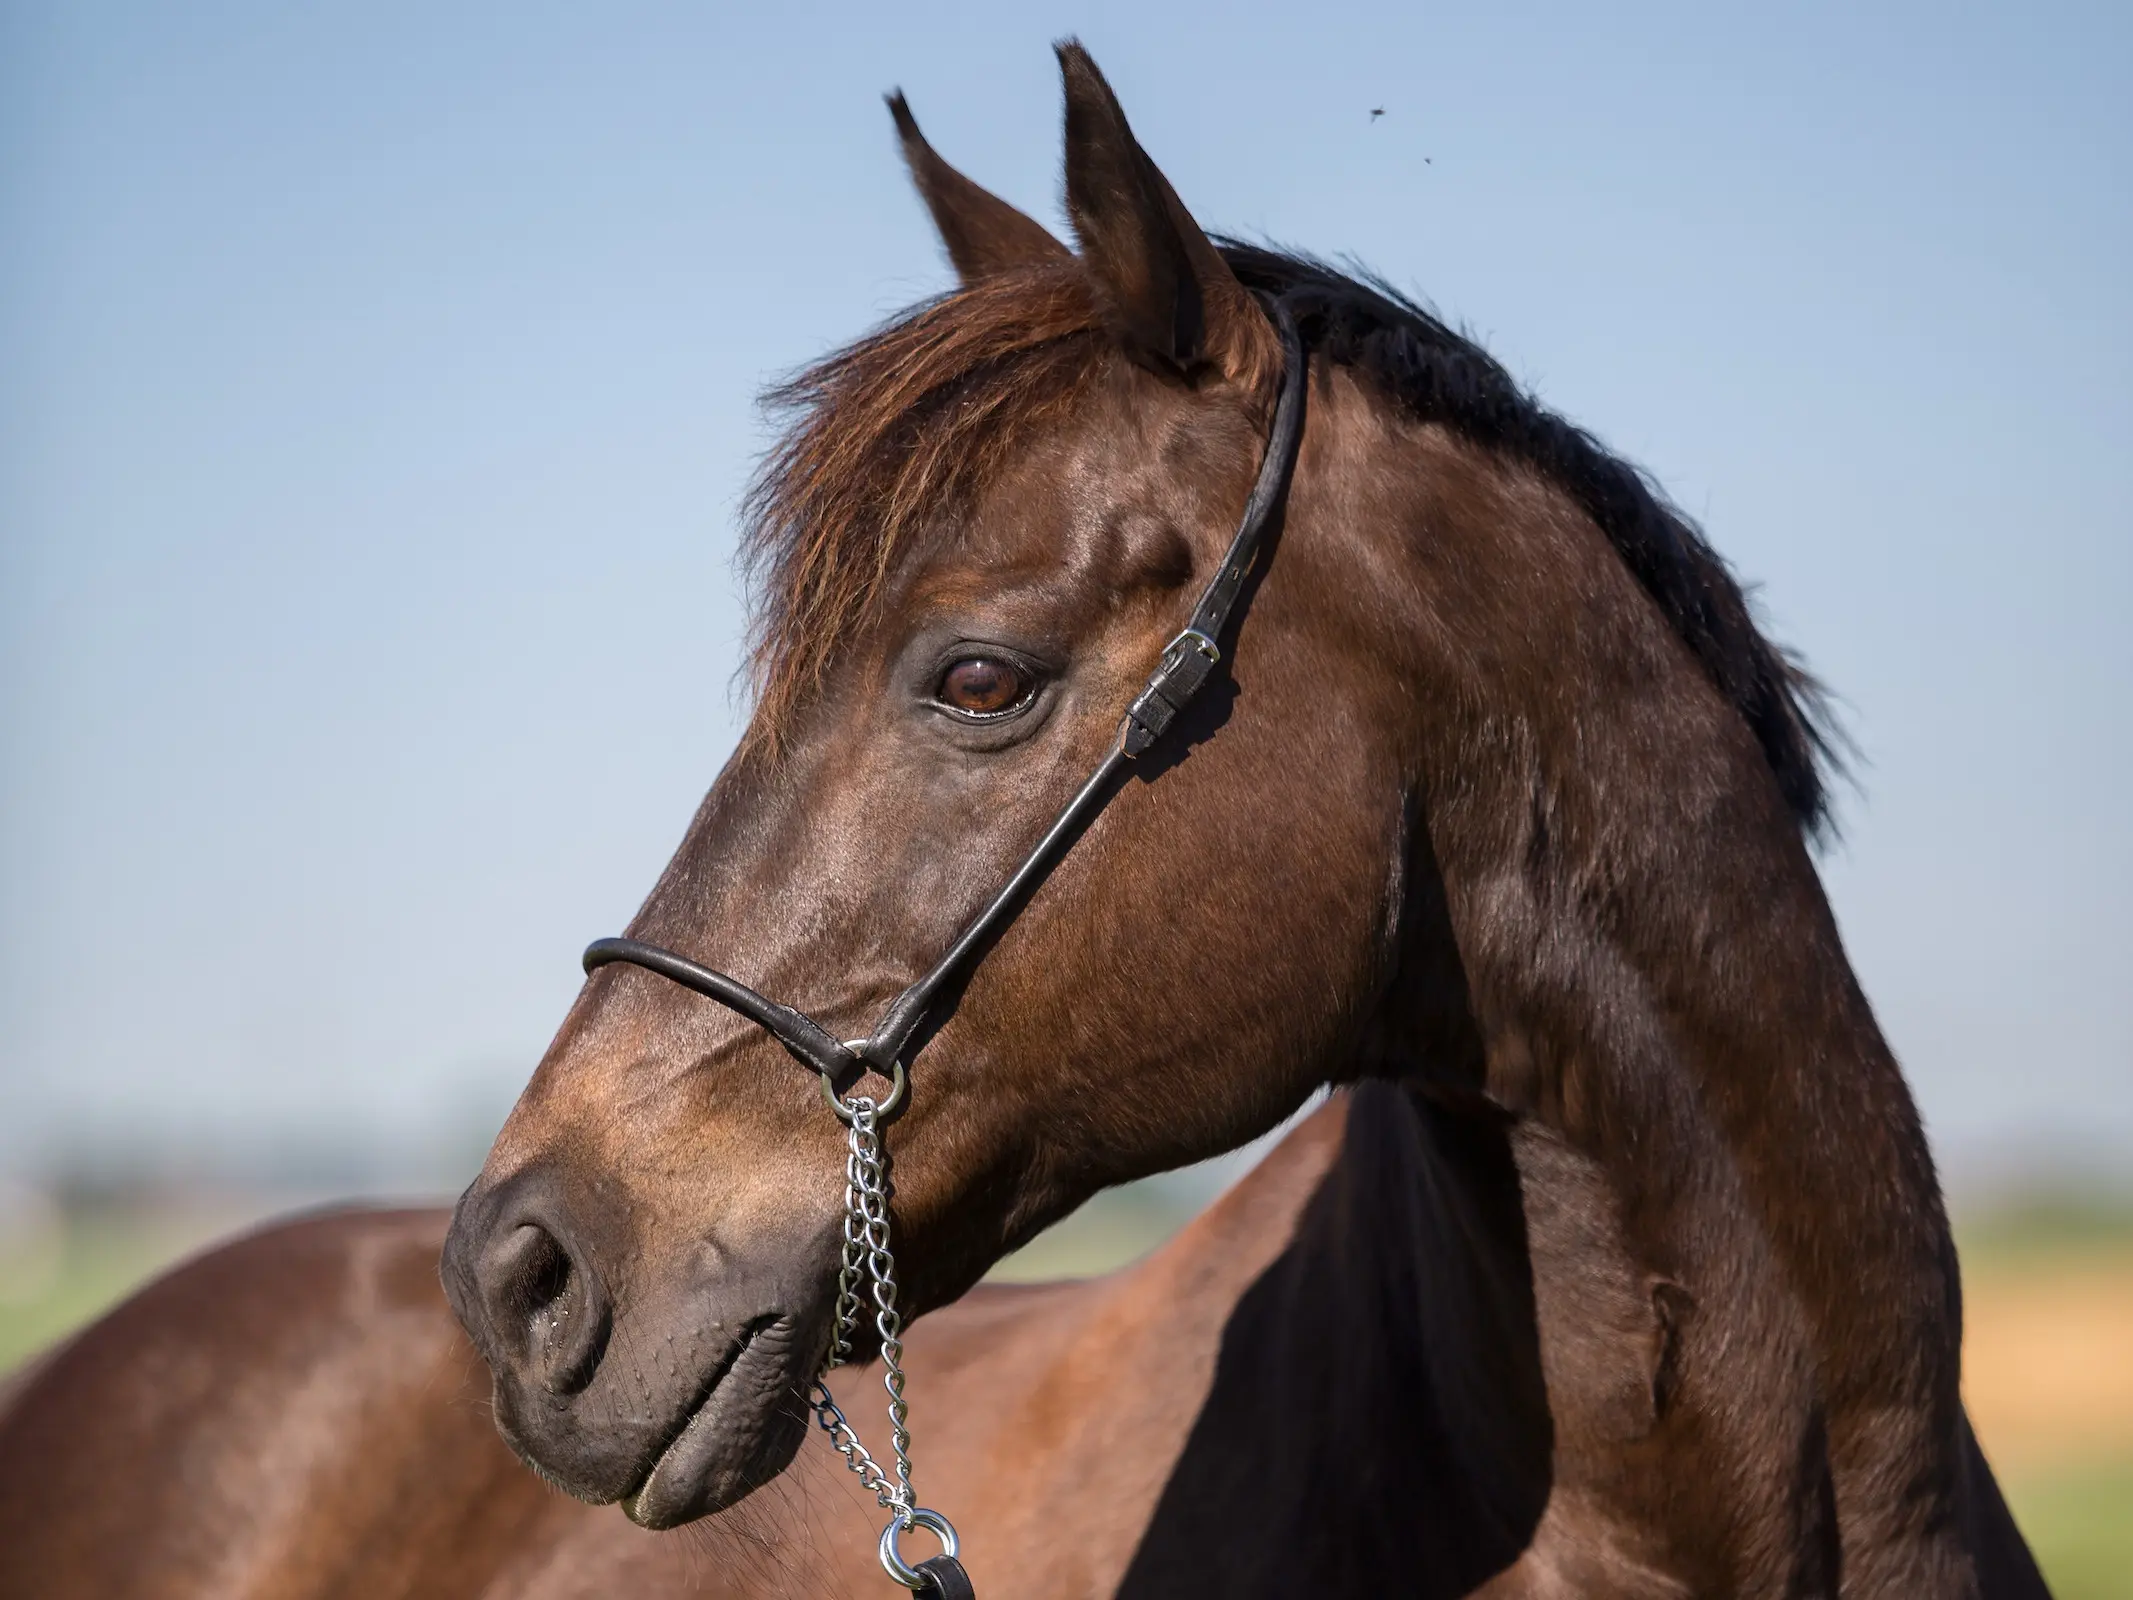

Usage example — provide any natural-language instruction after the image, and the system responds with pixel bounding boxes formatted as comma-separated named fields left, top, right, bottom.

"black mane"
left=1222, top=244, right=1842, bottom=837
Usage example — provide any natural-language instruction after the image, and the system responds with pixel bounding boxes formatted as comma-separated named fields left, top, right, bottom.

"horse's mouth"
left=618, top=1314, right=812, bottom=1529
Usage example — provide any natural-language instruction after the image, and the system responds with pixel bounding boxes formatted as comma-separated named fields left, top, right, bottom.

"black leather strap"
left=1123, top=305, right=1308, bottom=755
left=871, top=301, right=1307, bottom=1055
left=863, top=744, right=1131, bottom=1070
left=581, top=937, right=865, bottom=1093
left=912, top=1555, right=977, bottom=1600
left=579, top=296, right=1309, bottom=1092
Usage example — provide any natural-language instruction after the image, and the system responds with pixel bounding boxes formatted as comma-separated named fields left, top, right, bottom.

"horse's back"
left=0, top=1206, right=552, bottom=1600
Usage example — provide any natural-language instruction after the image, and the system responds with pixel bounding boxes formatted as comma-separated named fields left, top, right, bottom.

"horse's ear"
left=1055, top=41, right=1277, bottom=389
left=889, top=92, right=1070, bottom=283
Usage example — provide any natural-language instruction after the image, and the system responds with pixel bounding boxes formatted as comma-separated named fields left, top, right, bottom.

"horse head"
left=443, top=44, right=1400, bottom=1528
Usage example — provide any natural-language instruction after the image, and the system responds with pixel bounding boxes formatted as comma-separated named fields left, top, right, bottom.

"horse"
left=0, top=42, right=2050, bottom=1599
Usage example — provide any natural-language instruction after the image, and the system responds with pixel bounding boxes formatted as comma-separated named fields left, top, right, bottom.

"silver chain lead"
left=810, top=1096, right=916, bottom=1517
left=808, top=1087, right=964, bottom=1592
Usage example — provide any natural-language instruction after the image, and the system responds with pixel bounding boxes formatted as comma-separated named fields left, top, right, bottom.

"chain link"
left=809, top=1096, right=917, bottom=1519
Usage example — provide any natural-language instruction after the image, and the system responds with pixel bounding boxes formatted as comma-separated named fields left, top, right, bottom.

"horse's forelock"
left=739, top=263, right=1108, bottom=755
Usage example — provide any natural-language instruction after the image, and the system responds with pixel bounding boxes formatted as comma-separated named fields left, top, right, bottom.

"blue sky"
left=2, top=1, right=2126, bottom=1193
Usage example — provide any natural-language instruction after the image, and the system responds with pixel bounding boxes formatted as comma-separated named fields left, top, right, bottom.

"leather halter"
left=582, top=300, right=1308, bottom=1099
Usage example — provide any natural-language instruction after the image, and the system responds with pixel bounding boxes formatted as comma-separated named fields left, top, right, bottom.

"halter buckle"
left=1171, top=626, right=1221, bottom=666
left=1121, top=627, right=1226, bottom=756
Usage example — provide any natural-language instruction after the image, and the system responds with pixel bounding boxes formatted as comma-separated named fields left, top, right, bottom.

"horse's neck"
left=1391, top=627, right=1960, bottom=1468
left=1333, top=405, right=1966, bottom=1585
left=1100, top=1083, right=1553, bottom=1596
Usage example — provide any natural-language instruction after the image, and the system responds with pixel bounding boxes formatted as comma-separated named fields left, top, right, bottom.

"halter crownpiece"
left=578, top=300, right=1307, bottom=1597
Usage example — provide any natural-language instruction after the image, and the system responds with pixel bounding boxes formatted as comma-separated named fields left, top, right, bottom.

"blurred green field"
left=3, top=1185, right=2127, bottom=1594
left=2001, top=1456, right=2133, bottom=1600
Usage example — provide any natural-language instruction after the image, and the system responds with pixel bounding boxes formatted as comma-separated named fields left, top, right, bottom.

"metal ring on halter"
left=823, top=1052, right=908, bottom=1122
left=879, top=1507, right=960, bottom=1590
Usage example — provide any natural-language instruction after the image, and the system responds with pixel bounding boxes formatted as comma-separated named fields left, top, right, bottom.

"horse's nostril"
left=500, top=1225, right=572, bottom=1319
left=481, top=1219, right=611, bottom=1397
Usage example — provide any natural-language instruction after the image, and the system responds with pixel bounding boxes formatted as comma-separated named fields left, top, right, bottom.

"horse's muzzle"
left=440, top=1162, right=831, bottom=1524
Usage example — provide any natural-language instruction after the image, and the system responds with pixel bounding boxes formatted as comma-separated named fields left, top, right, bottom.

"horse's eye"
left=937, top=657, right=1028, bottom=717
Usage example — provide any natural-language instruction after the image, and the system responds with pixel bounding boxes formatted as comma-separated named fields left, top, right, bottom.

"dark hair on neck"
left=1222, top=243, right=1843, bottom=837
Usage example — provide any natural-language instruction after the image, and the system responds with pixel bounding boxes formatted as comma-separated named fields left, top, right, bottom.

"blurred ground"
left=1950, top=1202, right=2133, bottom=1599
left=2, top=1178, right=2127, bottom=1595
